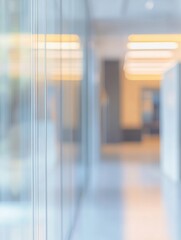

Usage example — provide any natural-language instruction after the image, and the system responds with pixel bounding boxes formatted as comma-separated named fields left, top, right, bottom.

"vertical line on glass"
left=36, top=0, right=40, bottom=238
left=60, top=1, right=63, bottom=239
left=30, top=0, right=35, bottom=239
left=34, top=0, right=38, bottom=238
left=44, top=0, right=48, bottom=238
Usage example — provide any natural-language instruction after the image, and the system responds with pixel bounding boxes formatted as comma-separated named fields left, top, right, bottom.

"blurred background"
left=0, top=0, right=181, bottom=240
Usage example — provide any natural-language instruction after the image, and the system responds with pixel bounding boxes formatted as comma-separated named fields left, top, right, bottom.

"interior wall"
left=121, top=74, right=160, bottom=129
left=161, top=64, right=181, bottom=182
left=95, top=36, right=160, bottom=142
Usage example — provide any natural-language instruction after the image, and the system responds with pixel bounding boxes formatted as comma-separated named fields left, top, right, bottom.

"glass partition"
left=0, top=0, right=89, bottom=239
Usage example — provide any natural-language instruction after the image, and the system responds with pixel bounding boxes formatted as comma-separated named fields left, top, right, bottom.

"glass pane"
left=0, top=0, right=89, bottom=239
left=0, top=0, right=32, bottom=239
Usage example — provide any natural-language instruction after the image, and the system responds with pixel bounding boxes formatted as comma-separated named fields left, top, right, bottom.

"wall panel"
left=161, top=64, right=181, bottom=182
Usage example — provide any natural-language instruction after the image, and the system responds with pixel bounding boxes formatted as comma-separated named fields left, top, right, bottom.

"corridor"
left=73, top=138, right=181, bottom=240
left=1, top=0, right=181, bottom=239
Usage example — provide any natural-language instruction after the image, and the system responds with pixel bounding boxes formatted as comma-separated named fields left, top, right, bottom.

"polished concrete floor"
left=72, top=137, right=181, bottom=240
left=1, top=137, right=181, bottom=240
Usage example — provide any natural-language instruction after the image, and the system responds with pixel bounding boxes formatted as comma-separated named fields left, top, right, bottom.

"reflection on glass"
left=0, top=0, right=89, bottom=239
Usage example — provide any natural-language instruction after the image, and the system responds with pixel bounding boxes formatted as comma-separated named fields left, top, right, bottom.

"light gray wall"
left=161, top=63, right=181, bottom=182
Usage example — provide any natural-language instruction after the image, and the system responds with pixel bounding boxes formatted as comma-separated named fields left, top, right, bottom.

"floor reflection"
left=72, top=161, right=123, bottom=240
left=73, top=137, right=181, bottom=240
left=1, top=137, right=181, bottom=240
left=162, top=178, right=181, bottom=240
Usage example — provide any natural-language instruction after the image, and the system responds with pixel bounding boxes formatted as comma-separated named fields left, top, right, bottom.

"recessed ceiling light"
left=126, top=51, right=174, bottom=59
left=145, top=0, right=154, bottom=10
left=127, top=42, right=178, bottom=50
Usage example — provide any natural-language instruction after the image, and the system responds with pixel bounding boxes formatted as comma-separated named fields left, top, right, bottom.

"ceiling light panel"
left=127, top=42, right=178, bottom=50
left=90, top=0, right=123, bottom=19
left=126, top=50, right=174, bottom=59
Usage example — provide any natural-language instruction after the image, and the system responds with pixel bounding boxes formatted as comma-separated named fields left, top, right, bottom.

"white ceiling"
left=88, top=0, right=123, bottom=19
left=89, top=0, right=181, bottom=20
left=89, top=0, right=181, bottom=35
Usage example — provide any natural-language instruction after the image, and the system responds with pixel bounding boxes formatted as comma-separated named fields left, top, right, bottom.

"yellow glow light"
left=37, top=42, right=80, bottom=50
left=124, top=62, right=175, bottom=68
left=37, top=50, right=83, bottom=59
left=125, top=69, right=165, bottom=75
left=0, top=34, right=80, bottom=48
left=62, top=51, right=83, bottom=59
left=50, top=74, right=82, bottom=81
left=126, top=51, right=174, bottom=59
left=124, top=62, right=176, bottom=76
left=127, top=42, right=178, bottom=50
left=128, top=34, right=181, bottom=42
left=125, top=34, right=180, bottom=81
left=0, top=34, right=83, bottom=81
left=36, top=34, right=80, bottom=43
left=125, top=73, right=162, bottom=81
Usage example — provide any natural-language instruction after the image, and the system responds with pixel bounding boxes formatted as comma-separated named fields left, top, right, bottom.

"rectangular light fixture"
left=125, top=34, right=180, bottom=81
left=37, top=42, right=80, bottom=50
left=128, top=34, right=181, bottom=42
left=124, top=62, right=176, bottom=75
left=37, top=50, right=83, bottom=59
left=126, top=50, right=173, bottom=59
left=127, top=42, right=178, bottom=50
left=124, top=62, right=175, bottom=68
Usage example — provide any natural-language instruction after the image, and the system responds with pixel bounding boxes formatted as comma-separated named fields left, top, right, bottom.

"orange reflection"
left=0, top=34, right=83, bottom=81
